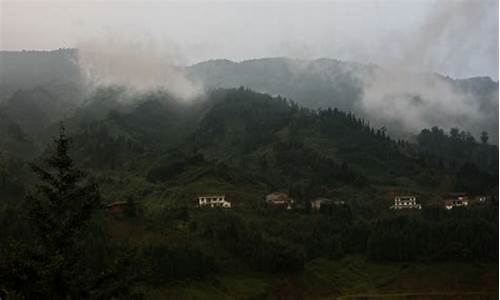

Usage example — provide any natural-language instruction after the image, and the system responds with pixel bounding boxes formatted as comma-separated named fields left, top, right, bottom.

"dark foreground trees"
left=0, top=124, right=135, bottom=299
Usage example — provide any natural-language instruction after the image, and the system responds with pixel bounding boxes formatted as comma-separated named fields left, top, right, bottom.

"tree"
left=28, top=124, right=101, bottom=251
left=450, top=128, right=459, bottom=140
left=0, top=123, right=118, bottom=298
left=125, top=196, right=138, bottom=218
left=480, top=131, right=489, bottom=144
left=0, top=152, right=7, bottom=186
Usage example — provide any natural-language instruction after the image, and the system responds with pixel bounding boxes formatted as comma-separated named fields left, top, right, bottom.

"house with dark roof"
left=265, top=192, right=295, bottom=210
left=443, top=193, right=469, bottom=210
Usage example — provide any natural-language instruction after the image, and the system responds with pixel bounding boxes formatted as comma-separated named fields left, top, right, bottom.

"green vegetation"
left=0, top=87, right=497, bottom=298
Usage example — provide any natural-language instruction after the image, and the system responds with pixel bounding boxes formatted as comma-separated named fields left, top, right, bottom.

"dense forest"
left=0, top=84, right=498, bottom=298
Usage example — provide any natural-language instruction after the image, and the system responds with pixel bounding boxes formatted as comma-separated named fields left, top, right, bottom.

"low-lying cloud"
left=359, top=69, right=486, bottom=136
left=355, top=0, right=498, bottom=140
left=77, top=34, right=202, bottom=100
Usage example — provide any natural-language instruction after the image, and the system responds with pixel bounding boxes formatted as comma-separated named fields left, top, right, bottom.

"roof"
left=266, top=192, right=288, bottom=199
left=443, top=193, right=468, bottom=200
left=106, top=201, right=127, bottom=208
left=313, top=198, right=344, bottom=205
left=313, top=197, right=333, bottom=202
left=266, top=192, right=288, bottom=197
left=266, top=193, right=294, bottom=205
left=448, top=192, right=467, bottom=197
left=444, top=198, right=467, bottom=203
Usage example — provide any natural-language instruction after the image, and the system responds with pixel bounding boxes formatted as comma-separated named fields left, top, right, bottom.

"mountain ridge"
left=1, top=49, right=498, bottom=144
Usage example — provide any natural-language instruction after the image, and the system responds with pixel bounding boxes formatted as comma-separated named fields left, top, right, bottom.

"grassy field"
left=140, top=256, right=497, bottom=299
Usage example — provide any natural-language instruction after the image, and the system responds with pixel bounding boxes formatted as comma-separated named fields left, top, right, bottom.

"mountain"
left=187, top=57, right=499, bottom=142
left=187, top=58, right=368, bottom=111
left=29, top=87, right=491, bottom=214
left=0, top=49, right=87, bottom=156
left=0, top=45, right=498, bottom=299
left=1, top=50, right=496, bottom=143
left=0, top=85, right=497, bottom=298
left=0, top=49, right=84, bottom=102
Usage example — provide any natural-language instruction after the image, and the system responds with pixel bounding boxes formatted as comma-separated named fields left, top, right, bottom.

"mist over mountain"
left=187, top=57, right=499, bottom=142
left=1, top=1, right=498, bottom=298
left=1, top=49, right=497, bottom=144
left=0, top=50, right=498, bottom=300
left=0, top=49, right=84, bottom=102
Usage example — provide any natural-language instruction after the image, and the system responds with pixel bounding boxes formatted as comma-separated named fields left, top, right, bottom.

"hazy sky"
left=1, top=0, right=498, bottom=79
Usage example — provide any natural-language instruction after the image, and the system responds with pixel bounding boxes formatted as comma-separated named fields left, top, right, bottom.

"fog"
left=1, top=0, right=498, bottom=79
left=351, top=0, right=498, bottom=138
left=359, top=68, right=484, bottom=136
left=77, top=34, right=202, bottom=99
left=1, top=0, right=498, bottom=138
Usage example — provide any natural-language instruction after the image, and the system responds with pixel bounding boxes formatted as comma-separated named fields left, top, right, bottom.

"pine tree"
left=0, top=123, right=104, bottom=298
left=28, top=123, right=101, bottom=251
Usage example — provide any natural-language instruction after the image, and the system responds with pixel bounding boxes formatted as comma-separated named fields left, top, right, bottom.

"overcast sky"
left=1, top=0, right=498, bottom=79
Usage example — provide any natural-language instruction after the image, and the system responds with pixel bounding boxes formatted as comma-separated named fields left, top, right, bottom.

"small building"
left=265, top=192, right=295, bottom=210
left=106, top=201, right=127, bottom=215
left=311, top=198, right=344, bottom=211
left=478, top=196, right=487, bottom=203
left=198, top=195, right=231, bottom=208
left=473, top=195, right=488, bottom=204
left=391, top=196, right=421, bottom=210
left=443, top=193, right=469, bottom=210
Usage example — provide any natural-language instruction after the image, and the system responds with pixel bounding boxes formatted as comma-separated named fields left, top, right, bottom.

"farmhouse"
left=106, top=201, right=127, bottom=214
left=311, top=198, right=345, bottom=211
left=198, top=195, right=231, bottom=208
left=443, top=193, right=469, bottom=210
left=265, top=192, right=295, bottom=209
left=391, top=195, right=421, bottom=210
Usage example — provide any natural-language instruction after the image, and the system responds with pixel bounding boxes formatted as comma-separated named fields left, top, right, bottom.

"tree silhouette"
left=1, top=123, right=104, bottom=298
left=28, top=123, right=101, bottom=250
left=480, top=131, right=489, bottom=145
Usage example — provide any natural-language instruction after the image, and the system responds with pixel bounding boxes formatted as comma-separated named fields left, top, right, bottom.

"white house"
left=391, top=196, right=421, bottom=210
left=198, top=195, right=231, bottom=208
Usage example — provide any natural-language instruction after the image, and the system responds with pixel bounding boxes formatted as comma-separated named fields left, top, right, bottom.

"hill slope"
left=187, top=58, right=498, bottom=142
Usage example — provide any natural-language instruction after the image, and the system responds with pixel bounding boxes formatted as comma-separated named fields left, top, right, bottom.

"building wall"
left=393, top=196, right=421, bottom=209
left=198, top=195, right=231, bottom=208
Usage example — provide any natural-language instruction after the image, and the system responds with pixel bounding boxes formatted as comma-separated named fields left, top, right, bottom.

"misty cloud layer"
left=372, top=0, right=498, bottom=79
left=359, top=70, right=484, bottom=135
left=2, top=0, right=497, bottom=79
left=77, top=36, right=202, bottom=100
left=1, top=0, right=497, bottom=140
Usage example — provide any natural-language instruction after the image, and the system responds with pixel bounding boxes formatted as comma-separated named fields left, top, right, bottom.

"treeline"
left=252, top=205, right=498, bottom=263
left=417, top=126, right=498, bottom=174
left=194, top=212, right=305, bottom=273
left=414, top=126, right=498, bottom=194
left=367, top=209, right=498, bottom=261
left=152, top=201, right=498, bottom=276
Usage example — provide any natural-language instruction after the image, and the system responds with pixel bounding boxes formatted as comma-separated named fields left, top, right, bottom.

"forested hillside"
left=1, top=50, right=497, bottom=144
left=187, top=58, right=499, bottom=143
left=0, top=68, right=497, bottom=298
left=1, top=86, right=497, bottom=207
